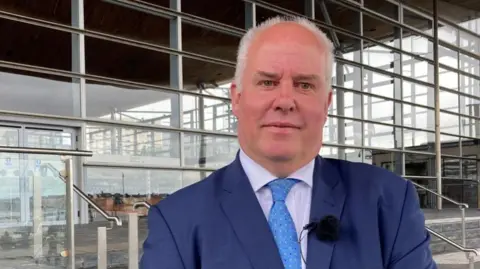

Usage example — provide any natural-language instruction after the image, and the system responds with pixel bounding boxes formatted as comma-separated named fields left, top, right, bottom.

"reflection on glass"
left=0, top=126, right=71, bottom=265
left=183, top=134, right=238, bottom=168
left=0, top=68, right=79, bottom=117
left=85, top=168, right=209, bottom=218
left=86, top=80, right=180, bottom=128
left=86, top=125, right=181, bottom=166
left=182, top=94, right=236, bottom=133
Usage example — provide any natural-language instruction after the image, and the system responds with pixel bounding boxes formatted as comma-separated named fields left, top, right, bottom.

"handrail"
left=427, top=227, right=479, bottom=256
left=133, top=201, right=151, bottom=209
left=0, top=146, right=93, bottom=156
left=410, top=181, right=469, bottom=208
left=42, top=163, right=123, bottom=226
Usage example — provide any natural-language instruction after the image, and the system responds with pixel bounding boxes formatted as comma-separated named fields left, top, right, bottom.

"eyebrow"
left=292, top=74, right=320, bottom=81
left=253, top=71, right=320, bottom=82
left=254, top=71, right=281, bottom=80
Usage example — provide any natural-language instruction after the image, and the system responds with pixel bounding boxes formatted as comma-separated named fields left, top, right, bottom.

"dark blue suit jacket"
left=140, top=155, right=437, bottom=269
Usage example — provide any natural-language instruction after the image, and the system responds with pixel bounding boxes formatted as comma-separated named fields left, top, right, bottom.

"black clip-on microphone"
left=298, top=215, right=340, bottom=263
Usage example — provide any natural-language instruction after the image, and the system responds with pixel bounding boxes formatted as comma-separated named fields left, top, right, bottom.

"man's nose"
left=273, top=83, right=296, bottom=112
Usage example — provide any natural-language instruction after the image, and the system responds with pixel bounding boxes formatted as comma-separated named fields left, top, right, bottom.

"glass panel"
left=182, top=94, right=235, bottom=133
left=0, top=126, right=71, bottom=266
left=438, top=24, right=459, bottom=46
left=364, top=123, right=395, bottom=150
left=330, top=90, right=363, bottom=120
left=85, top=168, right=209, bottom=218
left=0, top=67, right=80, bottom=117
left=86, top=80, right=180, bottom=128
left=402, top=9, right=431, bottom=33
left=460, top=115, right=479, bottom=138
left=183, top=134, right=238, bottom=168
left=0, top=18, right=71, bottom=70
left=0, top=126, right=20, bottom=227
left=403, top=129, right=434, bottom=153
left=403, top=104, right=435, bottom=131
left=182, top=22, right=240, bottom=62
left=182, top=0, right=244, bottom=28
left=439, top=90, right=459, bottom=112
left=0, top=1, right=71, bottom=25
left=402, top=31, right=433, bottom=60
left=86, top=125, right=181, bottom=167
left=459, top=30, right=480, bottom=51
left=363, top=70, right=394, bottom=99
left=85, top=36, right=170, bottom=86
left=85, top=0, right=170, bottom=47
left=182, top=57, right=234, bottom=97
left=439, top=69, right=458, bottom=91
left=439, top=45, right=458, bottom=69
left=364, top=96, right=394, bottom=122
left=440, top=112, right=460, bottom=135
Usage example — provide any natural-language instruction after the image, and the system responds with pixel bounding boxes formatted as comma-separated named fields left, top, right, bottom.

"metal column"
left=393, top=3, right=405, bottom=176
left=170, top=0, right=183, bottom=162
left=65, top=158, right=75, bottom=269
left=245, top=1, right=256, bottom=29
left=433, top=0, right=442, bottom=210
left=336, top=55, right=346, bottom=159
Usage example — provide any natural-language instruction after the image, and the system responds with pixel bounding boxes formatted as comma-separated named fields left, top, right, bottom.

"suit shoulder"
left=323, top=158, right=409, bottom=193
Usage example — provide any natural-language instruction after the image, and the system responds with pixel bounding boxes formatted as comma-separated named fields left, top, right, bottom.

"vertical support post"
left=170, top=0, right=184, bottom=165
left=358, top=0, right=365, bottom=162
left=128, top=213, right=139, bottom=269
left=461, top=206, right=466, bottom=246
left=65, top=158, right=75, bottom=268
left=33, top=173, right=43, bottom=259
left=72, top=0, right=88, bottom=224
left=336, top=54, right=346, bottom=160
left=304, top=0, right=314, bottom=18
left=393, top=3, right=404, bottom=177
left=97, top=227, right=107, bottom=269
left=245, top=1, right=256, bottom=29
left=433, top=0, right=442, bottom=210
left=71, top=0, right=86, bottom=118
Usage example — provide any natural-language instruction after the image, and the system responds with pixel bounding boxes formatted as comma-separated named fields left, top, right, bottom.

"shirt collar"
left=239, top=149, right=315, bottom=192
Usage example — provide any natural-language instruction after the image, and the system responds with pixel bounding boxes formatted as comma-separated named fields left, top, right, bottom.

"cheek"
left=302, top=106, right=328, bottom=131
left=239, top=95, right=270, bottom=119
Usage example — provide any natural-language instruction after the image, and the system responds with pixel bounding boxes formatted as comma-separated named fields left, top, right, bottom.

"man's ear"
left=325, top=89, right=333, bottom=111
left=230, top=83, right=241, bottom=117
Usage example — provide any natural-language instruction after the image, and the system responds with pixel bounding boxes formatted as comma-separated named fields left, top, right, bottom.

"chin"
left=261, top=144, right=298, bottom=161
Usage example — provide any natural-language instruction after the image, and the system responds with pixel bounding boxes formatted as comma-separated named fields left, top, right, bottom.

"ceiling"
left=0, top=0, right=478, bottom=116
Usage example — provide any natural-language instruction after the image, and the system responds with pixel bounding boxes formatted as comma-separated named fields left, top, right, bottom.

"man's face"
left=231, top=23, right=332, bottom=168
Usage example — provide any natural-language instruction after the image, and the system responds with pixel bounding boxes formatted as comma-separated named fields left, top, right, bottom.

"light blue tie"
left=267, top=178, right=301, bottom=269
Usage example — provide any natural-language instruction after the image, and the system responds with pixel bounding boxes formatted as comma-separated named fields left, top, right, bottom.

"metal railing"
left=0, top=146, right=94, bottom=156
left=133, top=201, right=152, bottom=210
left=426, top=227, right=478, bottom=269
left=411, top=181, right=469, bottom=245
left=42, top=163, right=123, bottom=227
left=410, top=181, right=476, bottom=267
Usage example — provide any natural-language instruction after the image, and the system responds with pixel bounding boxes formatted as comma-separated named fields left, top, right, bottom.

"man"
left=140, top=16, right=436, bottom=269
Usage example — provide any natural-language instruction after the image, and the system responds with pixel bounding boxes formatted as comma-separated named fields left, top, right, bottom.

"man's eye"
left=260, top=80, right=276, bottom=87
left=296, top=82, right=313, bottom=90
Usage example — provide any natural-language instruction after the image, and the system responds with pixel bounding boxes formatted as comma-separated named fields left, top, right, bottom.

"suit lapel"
left=306, top=157, right=346, bottom=269
left=219, top=155, right=284, bottom=269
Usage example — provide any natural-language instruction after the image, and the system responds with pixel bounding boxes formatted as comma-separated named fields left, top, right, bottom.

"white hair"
left=233, top=16, right=334, bottom=93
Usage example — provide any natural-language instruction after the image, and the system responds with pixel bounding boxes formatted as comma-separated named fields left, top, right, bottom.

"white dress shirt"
left=239, top=149, right=313, bottom=269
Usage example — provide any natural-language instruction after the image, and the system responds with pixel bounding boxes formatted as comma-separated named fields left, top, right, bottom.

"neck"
left=241, top=148, right=314, bottom=178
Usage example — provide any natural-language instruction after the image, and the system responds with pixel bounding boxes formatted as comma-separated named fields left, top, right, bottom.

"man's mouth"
left=263, top=122, right=300, bottom=129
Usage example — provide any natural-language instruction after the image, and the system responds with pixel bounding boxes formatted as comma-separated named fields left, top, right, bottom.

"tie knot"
left=267, top=178, right=299, bottom=202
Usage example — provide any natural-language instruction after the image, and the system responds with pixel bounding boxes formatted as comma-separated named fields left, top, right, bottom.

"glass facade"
left=0, top=0, right=479, bottom=221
